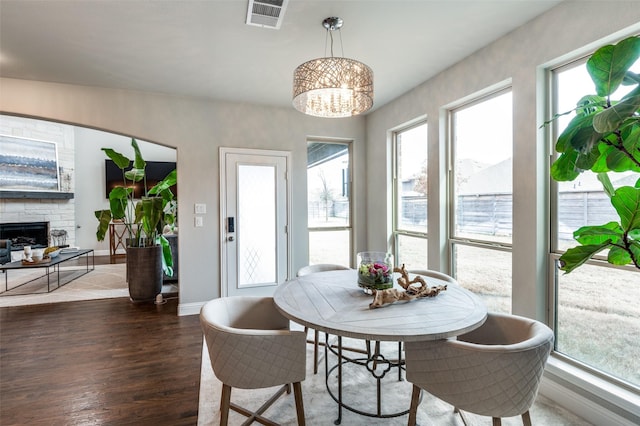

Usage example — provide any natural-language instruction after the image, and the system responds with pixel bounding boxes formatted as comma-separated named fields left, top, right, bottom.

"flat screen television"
left=105, top=159, right=177, bottom=199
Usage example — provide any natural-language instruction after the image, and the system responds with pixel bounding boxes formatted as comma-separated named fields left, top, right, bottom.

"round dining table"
left=274, top=269, right=487, bottom=342
left=273, top=268, right=487, bottom=424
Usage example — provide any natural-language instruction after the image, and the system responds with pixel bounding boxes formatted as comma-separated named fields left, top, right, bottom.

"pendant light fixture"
left=292, top=17, right=373, bottom=118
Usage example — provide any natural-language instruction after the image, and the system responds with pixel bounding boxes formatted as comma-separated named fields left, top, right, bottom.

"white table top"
left=274, top=269, right=487, bottom=342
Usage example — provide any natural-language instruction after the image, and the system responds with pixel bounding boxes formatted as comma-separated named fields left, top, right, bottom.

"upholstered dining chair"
left=296, top=264, right=351, bottom=374
left=200, top=296, right=307, bottom=426
left=405, top=312, right=554, bottom=426
left=407, top=269, right=457, bottom=285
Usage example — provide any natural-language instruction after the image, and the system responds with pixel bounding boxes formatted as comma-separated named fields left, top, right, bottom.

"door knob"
left=228, top=236, right=234, bottom=241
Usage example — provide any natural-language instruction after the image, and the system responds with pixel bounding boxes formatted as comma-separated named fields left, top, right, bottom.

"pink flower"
left=370, top=262, right=390, bottom=277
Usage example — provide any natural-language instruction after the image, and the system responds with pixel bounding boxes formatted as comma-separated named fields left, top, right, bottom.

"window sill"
left=540, top=354, right=640, bottom=425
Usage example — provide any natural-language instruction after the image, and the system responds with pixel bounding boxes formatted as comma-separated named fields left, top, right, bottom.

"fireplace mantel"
left=0, top=191, right=74, bottom=200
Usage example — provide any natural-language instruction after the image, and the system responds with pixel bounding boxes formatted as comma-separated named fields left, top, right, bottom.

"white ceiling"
left=0, top=0, right=563, bottom=114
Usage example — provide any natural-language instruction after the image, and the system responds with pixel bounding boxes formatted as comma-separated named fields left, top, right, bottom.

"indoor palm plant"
left=548, top=35, right=640, bottom=273
left=95, top=138, right=177, bottom=301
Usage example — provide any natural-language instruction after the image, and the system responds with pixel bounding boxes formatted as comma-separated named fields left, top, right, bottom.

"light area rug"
left=0, top=263, right=128, bottom=307
left=198, top=333, right=591, bottom=426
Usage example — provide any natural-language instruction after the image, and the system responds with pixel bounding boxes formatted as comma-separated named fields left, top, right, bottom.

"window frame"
left=447, top=86, right=513, bottom=250
left=391, top=120, right=429, bottom=267
left=306, top=138, right=354, bottom=267
left=547, top=52, right=640, bottom=392
left=446, top=86, right=514, bottom=313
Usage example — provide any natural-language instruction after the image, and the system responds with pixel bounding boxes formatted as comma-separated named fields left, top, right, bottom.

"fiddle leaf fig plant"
left=548, top=35, right=640, bottom=273
left=94, top=138, right=177, bottom=276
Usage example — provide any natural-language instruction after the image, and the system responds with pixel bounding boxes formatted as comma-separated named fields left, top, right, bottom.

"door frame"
left=219, top=147, right=292, bottom=297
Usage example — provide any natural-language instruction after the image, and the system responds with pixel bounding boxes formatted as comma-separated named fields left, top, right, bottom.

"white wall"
left=0, top=86, right=367, bottom=310
left=73, top=127, right=176, bottom=252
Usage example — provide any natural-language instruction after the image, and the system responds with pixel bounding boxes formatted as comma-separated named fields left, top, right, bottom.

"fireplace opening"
left=0, top=222, right=50, bottom=250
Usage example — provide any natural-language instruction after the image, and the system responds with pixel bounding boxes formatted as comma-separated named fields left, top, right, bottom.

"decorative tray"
left=21, top=257, right=52, bottom=265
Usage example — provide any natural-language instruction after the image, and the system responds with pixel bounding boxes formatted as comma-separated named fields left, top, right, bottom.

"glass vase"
left=357, top=251, right=394, bottom=293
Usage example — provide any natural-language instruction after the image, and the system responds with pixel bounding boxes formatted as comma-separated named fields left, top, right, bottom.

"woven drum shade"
left=293, top=57, right=374, bottom=118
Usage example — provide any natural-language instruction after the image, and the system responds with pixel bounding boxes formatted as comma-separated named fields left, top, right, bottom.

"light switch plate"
left=195, top=216, right=204, bottom=227
left=194, top=203, right=207, bottom=214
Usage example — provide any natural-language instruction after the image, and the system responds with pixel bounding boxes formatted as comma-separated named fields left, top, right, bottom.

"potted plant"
left=547, top=35, right=639, bottom=273
left=95, top=138, right=177, bottom=302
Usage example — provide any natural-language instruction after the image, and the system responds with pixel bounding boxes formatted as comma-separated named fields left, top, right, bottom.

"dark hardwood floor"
left=0, top=297, right=202, bottom=425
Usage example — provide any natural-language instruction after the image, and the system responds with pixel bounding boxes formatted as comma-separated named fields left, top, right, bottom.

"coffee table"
left=1, top=249, right=94, bottom=294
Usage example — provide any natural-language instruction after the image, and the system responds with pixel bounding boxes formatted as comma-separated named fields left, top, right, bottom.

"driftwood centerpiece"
left=369, top=264, right=447, bottom=309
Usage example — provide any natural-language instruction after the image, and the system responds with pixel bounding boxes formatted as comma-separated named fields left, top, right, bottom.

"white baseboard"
left=178, top=301, right=204, bottom=316
left=540, top=356, right=640, bottom=426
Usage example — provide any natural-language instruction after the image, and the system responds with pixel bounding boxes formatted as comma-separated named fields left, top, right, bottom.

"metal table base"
left=324, top=335, right=412, bottom=424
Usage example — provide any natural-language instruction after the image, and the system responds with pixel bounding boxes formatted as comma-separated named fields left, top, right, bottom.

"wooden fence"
left=309, top=191, right=618, bottom=242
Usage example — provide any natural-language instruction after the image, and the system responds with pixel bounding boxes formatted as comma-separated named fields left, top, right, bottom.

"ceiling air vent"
left=246, top=0, right=288, bottom=29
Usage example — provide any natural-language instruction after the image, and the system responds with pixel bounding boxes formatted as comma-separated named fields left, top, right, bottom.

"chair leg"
left=293, top=381, right=306, bottom=426
left=492, top=417, right=502, bottom=426
left=407, top=384, right=421, bottom=426
left=220, top=383, right=232, bottom=426
left=305, top=327, right=322, bottom=375
left=522, top=411, right=532, bottom=426
left=455, top=407, right=470, bottom=426
left=313, top=329, right=320, bottom=374
left=229, top=384, right=287, bottom=426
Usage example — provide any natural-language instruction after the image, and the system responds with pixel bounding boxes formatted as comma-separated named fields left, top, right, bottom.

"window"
left=550, top=57, right=640, bottom=387
left=392, top=122, right=428, bottom=269
left=307, top=141, right=352, bottom=266
left=449, top=89, right=513, bottom=313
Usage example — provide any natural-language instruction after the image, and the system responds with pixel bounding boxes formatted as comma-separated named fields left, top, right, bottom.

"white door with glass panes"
left=220, top=148, right=290, bottom=297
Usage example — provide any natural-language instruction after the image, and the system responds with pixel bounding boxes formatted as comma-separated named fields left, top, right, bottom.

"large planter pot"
left=127, top=245, right=163, bottom=303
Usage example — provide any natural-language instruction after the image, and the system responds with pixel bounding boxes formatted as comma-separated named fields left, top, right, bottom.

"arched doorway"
left=0, top=114, right=178, bottom=304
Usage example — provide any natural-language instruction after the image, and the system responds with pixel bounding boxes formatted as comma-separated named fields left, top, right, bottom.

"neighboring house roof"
left=458, top=158, right=512, bottom=195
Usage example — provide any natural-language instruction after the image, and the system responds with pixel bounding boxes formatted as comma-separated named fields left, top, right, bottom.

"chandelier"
left=292, top=17, right=373, bottom=118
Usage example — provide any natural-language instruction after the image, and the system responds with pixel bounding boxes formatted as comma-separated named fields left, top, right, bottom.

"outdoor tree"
left=413, top=161, right=428, bottom=196
left=317, top=170, right=334, bottom=222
